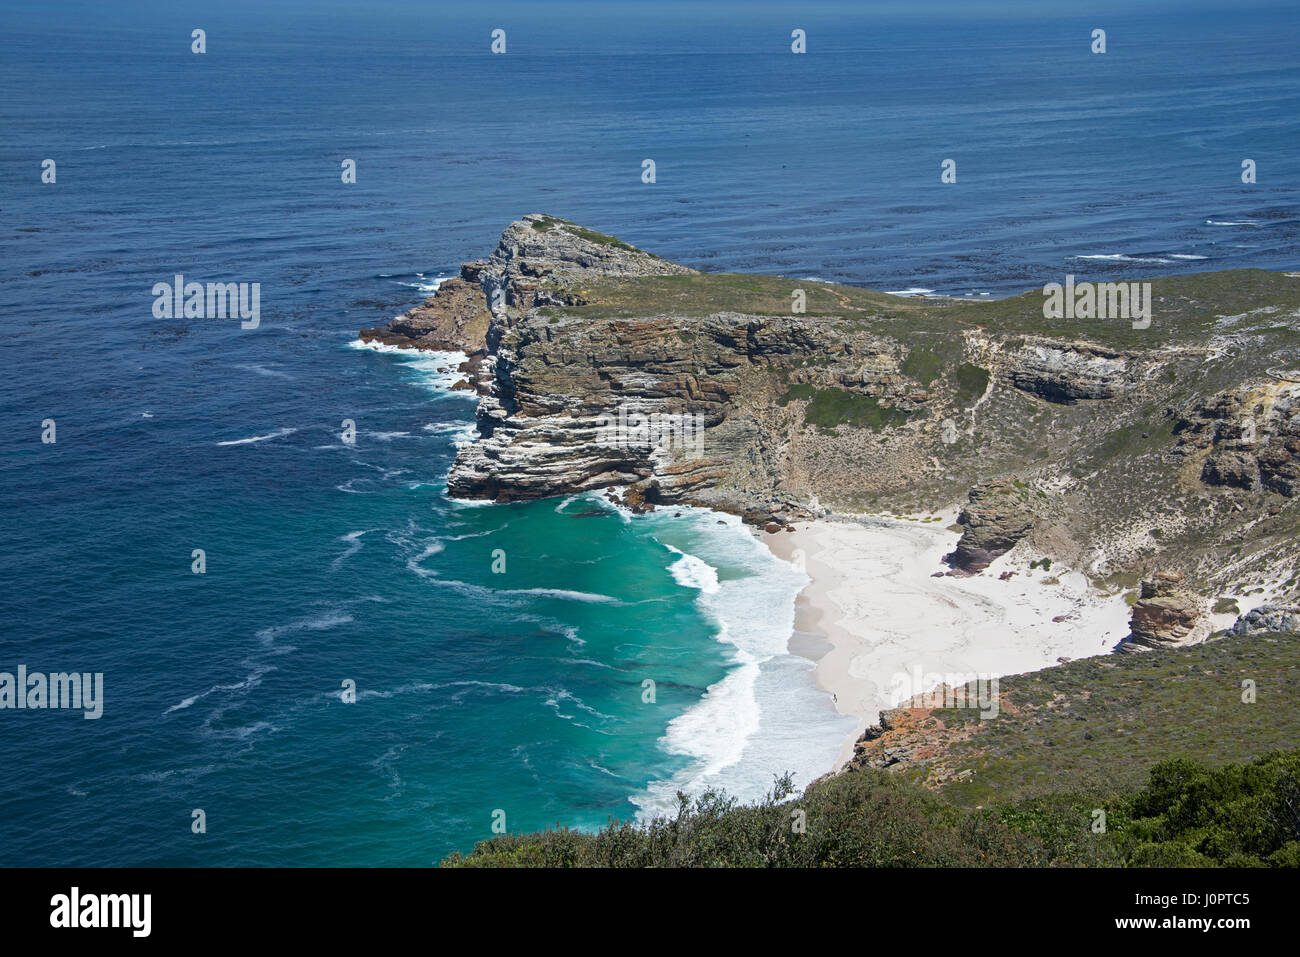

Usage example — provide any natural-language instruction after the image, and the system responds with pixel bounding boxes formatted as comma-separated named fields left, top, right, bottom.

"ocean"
left=1, top=0, right=1296, bottom=865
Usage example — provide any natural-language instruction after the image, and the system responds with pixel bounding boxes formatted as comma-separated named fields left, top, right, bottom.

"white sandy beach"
left=765, top=513, right=1133, bottom=769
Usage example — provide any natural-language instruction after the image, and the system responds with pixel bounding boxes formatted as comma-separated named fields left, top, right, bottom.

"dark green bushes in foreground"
left=441, top=751, right=1300, bottom=868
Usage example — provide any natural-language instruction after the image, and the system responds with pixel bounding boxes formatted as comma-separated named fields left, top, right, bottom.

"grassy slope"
left=894, top=630, right=1300, bottom=806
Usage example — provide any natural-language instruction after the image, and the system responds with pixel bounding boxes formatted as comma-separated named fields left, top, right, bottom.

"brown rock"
left=1119, top=570, right=1207, bottom=653
left=1202, top=451, right=1259, bottom=490
left=944, top=478, right=1039, bottom=574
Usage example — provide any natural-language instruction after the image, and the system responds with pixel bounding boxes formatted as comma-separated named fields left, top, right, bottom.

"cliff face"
left=446, top=310, right=763, bottom=504
left=1176, top=382, right=1300, bottom=496
left=1007, top=341, right=1138, bottom=403
left=363, top=216, right=1300, bottom=600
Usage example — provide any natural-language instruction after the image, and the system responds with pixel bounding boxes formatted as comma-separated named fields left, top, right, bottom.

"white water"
left=630, top=507, right=854, bottom=818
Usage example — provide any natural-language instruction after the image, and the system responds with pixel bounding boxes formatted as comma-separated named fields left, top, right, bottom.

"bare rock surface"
left=1119, top=570, right=1210, bottom=653
left=944, top=478, right=1039, bottom=574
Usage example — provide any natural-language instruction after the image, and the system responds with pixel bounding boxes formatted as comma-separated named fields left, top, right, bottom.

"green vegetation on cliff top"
left=918, top=630, right=1300, bottom=808
left=531, top=215, right=651, bottom=255
left=547, top=268, right=1300, bottom=350
left=779, top=385, right=912, bottom=433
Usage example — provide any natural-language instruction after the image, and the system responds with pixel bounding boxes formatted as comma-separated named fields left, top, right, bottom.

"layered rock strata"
left=1118, top=570, right=1210, bottom=653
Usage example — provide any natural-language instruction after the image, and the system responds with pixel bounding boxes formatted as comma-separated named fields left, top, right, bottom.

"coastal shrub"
left=441, top=751, right=1300, bottom=868
left=803, top=388, right=910, bottom=433
left=777, top=383, right=816, bottom=406
left=527, top=216, right=654, bottom=255
left=443, top=771, right=1050, bottom=868
left=777, top=384, right=910, bottom=432
left=1268, top=842, right=1300, bottom=866
left=530, top=215, right=574, bottom=232
left=900, top=347, right=943, bottom=386
left=1127, top=842, right=1216, bottom=867
left=954, top=362, right=990, bottom=405
left=565, top=225, right=639, bottom=253
left=1115, top=752, right=1300, bottom=865
left=997, top=796, right=1121, bottom=867
left=791, top=772, right=1043, bottom=867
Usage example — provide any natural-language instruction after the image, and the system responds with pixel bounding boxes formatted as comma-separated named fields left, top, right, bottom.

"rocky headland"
left=363, top=215, right=1300, bottom=771
left=364, top=215, right=1300, bottom=594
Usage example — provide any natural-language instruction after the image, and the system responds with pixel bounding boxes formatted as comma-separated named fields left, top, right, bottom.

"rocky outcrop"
left=1202, top=450, right=1260, bottom=490
left=1258, top=391, right=1300, bottom=496
left=944, top=478, right=1039, bottom=574
left=1175, top=383, right=1300, bottom=497
left=847, top=703, right=986, bottom=785
left=359, top=267, right=492, bottom=354
left=1119, top=570, right=1209, bottom=653
left=1005, top=340, right=1137, bottom=403
left=1230, top=604, right=1300, bottom=636
left=850, top=708, right=920, bottom=770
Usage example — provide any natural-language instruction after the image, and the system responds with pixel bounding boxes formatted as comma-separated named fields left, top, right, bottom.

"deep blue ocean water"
left=1, top=0, right=1297, bottom=865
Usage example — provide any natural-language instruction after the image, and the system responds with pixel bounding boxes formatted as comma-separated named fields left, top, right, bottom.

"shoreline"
left=355, top=327, right=1131, bottom=797
left=614, top=500, right=856, bottom=815
left=762, top=514, right=1134, bottom=771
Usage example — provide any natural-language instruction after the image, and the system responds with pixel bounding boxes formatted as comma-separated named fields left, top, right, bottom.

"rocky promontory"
left=360, top=216, right=1300, bottom=605
left=360, top=269, right=492, bottom=354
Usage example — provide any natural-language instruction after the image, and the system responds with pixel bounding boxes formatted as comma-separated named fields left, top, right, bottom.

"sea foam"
left=347, top=340, right=474, bottom=398
left=629, top=507, right=854, bottom=819
left=216, top=427, right=297, bottom=446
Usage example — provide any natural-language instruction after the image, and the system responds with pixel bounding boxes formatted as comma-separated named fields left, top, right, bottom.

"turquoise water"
left=3, top=325, right=848, bottom=865
left=2, top=0, right=1296, bottom=865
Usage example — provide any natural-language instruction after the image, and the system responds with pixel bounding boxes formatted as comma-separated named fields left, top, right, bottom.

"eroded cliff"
left=362, top=216, right=1300, bottom=602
